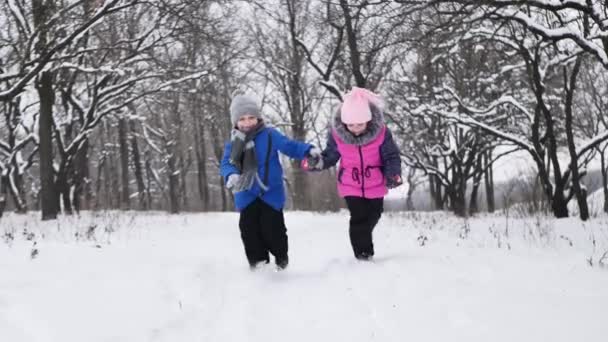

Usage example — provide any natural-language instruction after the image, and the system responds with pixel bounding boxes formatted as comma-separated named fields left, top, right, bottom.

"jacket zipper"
left=358, top=146, right=365, bottom=197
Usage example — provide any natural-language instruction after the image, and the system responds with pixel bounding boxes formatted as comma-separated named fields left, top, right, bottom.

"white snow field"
left=1, top=210, right=607, bottom=342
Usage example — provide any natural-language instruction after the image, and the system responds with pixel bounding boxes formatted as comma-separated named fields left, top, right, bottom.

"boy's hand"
left=308, top=146, right=322, bottom=158
left=386, top=175, right=403, bottom=189
left=226, top=174, right=240, bottom=190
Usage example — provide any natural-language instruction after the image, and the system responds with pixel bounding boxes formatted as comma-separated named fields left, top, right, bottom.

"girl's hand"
left=301, top=156, right=324, bottom=171
left=386, top=175, right=402, bottom=189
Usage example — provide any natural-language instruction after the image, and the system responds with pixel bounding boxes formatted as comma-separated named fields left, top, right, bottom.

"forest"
left=1, top=0, right=607, bottom=221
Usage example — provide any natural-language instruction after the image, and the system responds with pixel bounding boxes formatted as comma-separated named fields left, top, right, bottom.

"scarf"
left=229, top=121, right=269, bottom=192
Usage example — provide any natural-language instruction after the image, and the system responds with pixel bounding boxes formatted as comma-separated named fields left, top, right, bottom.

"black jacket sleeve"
left=321, top=131, right=341, bottom=169
left=380, top=128, right=402, bottom=177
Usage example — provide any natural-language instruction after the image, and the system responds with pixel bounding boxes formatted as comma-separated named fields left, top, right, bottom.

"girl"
left=303, top=87, right=402, bottom=261
left=220, top=92, right=321, bottom=270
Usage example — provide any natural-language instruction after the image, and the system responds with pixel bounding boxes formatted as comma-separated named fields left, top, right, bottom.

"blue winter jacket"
left=220, top=127, right=312, bottom=211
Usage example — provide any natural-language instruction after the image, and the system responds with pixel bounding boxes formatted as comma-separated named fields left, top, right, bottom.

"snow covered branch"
left=441, top=87, right=534, bottom=124
left=0, top=0, right=132, bottom=102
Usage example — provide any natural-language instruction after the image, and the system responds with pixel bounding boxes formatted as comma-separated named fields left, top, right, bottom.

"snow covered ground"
left=1, top=210, right=607, bottom=342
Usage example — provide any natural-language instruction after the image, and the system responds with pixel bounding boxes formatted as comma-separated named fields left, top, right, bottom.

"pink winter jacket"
left=319, top=103, right=402, bottom=199
left=332, top=126, right=387, bottom=198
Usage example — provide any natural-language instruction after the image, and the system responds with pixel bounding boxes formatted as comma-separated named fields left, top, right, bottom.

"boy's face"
left=237, top=114, right=259, bottom=132
left=346, top=122, right=367, bottom=136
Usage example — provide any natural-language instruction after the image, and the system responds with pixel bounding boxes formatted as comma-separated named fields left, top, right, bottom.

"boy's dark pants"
left=344, top=196, right=384, bottom=258
left=239, top=199, right=288, bottom=267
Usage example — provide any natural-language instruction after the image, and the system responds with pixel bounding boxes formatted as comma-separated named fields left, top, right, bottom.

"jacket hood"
left=332, top=102, right=385, bottom=145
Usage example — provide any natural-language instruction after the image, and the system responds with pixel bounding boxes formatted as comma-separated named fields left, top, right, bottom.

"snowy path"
left=1, top=211, right=607, bottom=341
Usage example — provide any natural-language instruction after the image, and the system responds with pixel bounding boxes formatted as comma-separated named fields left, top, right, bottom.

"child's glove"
left=301, top=146, right=323, bottom=171
left=226, top=174, right=240, bottom=190
left=386, top=175, right=403, bottom=189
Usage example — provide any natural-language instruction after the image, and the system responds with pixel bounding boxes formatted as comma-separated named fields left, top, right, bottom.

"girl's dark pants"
left=344, top=196, right=384, bottom=259
left=239, top=199, right=288, bottom=267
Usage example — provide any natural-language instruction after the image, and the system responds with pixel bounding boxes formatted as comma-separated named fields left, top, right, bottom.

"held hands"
left=386, top=175, right=403, bottom=189
left=301, top=146, right=323, bottom=171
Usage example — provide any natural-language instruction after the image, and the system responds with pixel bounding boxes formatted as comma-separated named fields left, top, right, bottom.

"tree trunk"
left=180, top=155, right=190, bottom=210
left=193, top=105, right=209, bottom=211
left=601, top=146, right=608, bottom=214
left=405, top=191, right=415, bottom=211
left=449, top=189, right=467, bottom=217
left=166, top=93, right=182, bottom=214
left=287, top=99, right=309, bottom=210
left=196, top=134, right=209, bottom=211
left=339, top=0, right=366, bottom=87
left=551, top=191, right=570, bottom=218
left=56, top=162, right=73, bottom=215
left=429, top=174, right=436, bottom=209
left=0, top=173, right=7, bottom=217
left=429, top=156, right=443, bottom=210
left=430, top=174, right=443, bottom=210
left=285, top=2, right=310, bottom=210
left=291, top=162, right=309, bottom=210
left=144, top=151, right=153, bottom=210
left=129, top=119, right=146, bottom=209
left=456, top=183, right=467, bottom=217
left=108, top=126, right=120, bottom=209
left=469, top=182, right=480, bottom=215
left=102, top=135, right=114, bottom=209
left=118, top=116, right=130, bottom=210
left=5, top=99, right=27, bottom=213
left=94, top=151, right=107, bottom=210
left=564, top=58, right=588, bottom=220
left=484, top=150, right=495, bottom=213
left=37, top=71, right=58, bottom=220
left=405, top=168, right=416, bottom=211
left=8, top=170, right=27, bottom=213
left=450, top=155, right=468, bottom=217
left=535, top=157, right=569, bottom=218
left=73, top=140, right=91, bottom=212
left=469, top=155, right=483, bottom=215
left=167, top=152, right=179, bottom=214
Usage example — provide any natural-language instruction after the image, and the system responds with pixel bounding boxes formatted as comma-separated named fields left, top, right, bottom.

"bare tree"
left=384, top=21, right=515, bottom=216
left=437, top=27, right=606, bottom=219
left=0, top=97, right=37, bottom=214
left=576, top=58, right=608, bottom=214
left=396, top=1, right=608, bottom=68
left=33, top=0, right=59, bottom=220
left=393, top=1, right=608, bottom=219
left=247, top=0, right=326, bottom=209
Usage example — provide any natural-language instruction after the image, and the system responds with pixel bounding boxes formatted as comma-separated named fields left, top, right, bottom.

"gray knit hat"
left=229, top=92, right=261, bottom=126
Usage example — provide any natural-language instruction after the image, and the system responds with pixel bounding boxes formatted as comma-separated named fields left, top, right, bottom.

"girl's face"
left=237, top=114, right=259, bottom=132
left=346, top=122, right=367, bottom=136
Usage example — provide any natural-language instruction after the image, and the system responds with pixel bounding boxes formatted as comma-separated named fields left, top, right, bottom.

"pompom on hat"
left=340, top=87, right=384, bottom=124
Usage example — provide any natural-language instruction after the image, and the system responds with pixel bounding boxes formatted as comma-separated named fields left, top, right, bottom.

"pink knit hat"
left=340, top=87, right=383, bottom=124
